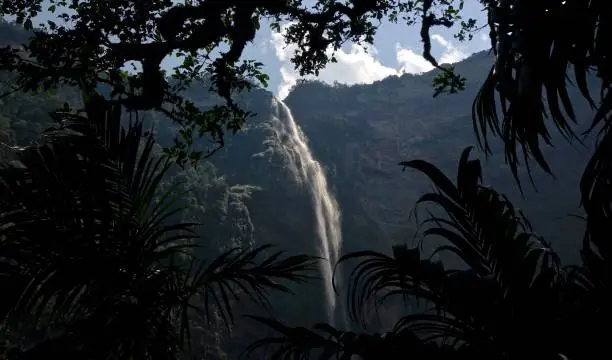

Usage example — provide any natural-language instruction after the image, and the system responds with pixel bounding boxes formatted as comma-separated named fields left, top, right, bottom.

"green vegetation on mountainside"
left=286, top=52, right=598, bottom=263
left=0, top=18, right=602, bottom=357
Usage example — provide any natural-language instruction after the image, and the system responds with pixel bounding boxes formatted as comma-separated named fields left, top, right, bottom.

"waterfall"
left=266, top=97, right=345, bottom=327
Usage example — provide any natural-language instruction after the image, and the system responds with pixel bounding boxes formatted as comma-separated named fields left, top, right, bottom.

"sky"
left=8, top=0, right=491, bottom=99
left=239, top=1, right=491, bottom=99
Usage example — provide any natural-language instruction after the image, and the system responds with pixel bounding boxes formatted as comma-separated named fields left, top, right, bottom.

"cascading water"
left=265, top=97, right=345, bottom=327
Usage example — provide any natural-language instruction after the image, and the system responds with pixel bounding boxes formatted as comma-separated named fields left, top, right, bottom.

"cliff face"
left=0, top=18, right=597, bottom=266
left=1, top=21, right=602, bottom=357
left=284, top=51, right=598, bottom=264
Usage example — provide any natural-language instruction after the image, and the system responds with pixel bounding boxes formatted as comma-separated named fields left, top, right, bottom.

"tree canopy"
left=0, top=90, right=320, bottom=359
left=1, top=1, right=611, bottom=359
left=1, top=0, right=609, bottom=194
left=0, top=0, right=479, bottom=163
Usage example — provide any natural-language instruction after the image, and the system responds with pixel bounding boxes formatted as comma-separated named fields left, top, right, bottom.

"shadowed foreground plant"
left=247, top=147, right=571, bottom=360
left=244, top=315, right=459, bottom=360
left=0, top=91, right=318, bottom=359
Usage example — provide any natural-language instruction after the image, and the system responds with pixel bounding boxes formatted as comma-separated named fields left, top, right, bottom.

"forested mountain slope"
left=1, top=19, right=594, bottom=264
left=0, top=19, right=600, bottom=357
left=285, top=51, right=598, bottom=264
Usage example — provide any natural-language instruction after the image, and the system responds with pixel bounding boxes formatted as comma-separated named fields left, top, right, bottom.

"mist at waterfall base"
left=264, top=97, right=347, bottom=328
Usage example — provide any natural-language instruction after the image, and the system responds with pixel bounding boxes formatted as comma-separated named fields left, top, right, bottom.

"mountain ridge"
left=0, top=20, right=603, bottom=358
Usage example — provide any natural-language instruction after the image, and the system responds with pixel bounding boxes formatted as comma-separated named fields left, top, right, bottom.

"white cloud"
left=431, top=34, right=470, bottom=64
left=270, top=23, right=473, bottom=99
left=395, top=45, right=434, bottom=74
left=270, top=25, right=399, bottom=98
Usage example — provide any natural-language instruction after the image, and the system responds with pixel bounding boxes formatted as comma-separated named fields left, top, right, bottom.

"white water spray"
left=266, top=97, right=344, bottom=326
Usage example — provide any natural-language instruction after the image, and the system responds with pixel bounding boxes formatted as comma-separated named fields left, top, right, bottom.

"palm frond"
left=580, top=124, right=612, bottom=218
left=397, top=146, right=563, bottom=356
left=337, top=246, right=446, bottom=325
left=1, top=90, right=323, bottom=358
left=400, top=147, right=560, bottom=295
left=559, top=210, right=611, bottom=360
left=245, top=314, right=480, bottom=360
left=243, top=316, right=345, bottom=360
left=0, top=92, right=198, bottom=358
left=473, top=0, right=609, bottom=187
left=245, top=315, right=442, bottom=360
left=567, top=212, right=610, bottom=298
left=191, top=244, right=320, bottom=325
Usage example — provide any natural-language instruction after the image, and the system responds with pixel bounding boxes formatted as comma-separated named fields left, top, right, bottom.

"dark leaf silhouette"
left=0, top=90, right=319, bottom=358
left=249, top=148, right=570, bottom=359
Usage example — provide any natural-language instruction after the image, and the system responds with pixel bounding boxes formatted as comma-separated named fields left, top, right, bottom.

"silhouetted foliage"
left=249, top=147, right=609, bottom=360
left=1, top=0, right=609, bottom=190
left=0, top=0, right=479, bottom=164
left=472, top=0, right=611, bottom=190
left=245, top=2, right=612, bottom=358
left=0, top=91, right=319, bottom=358
left=1, top=1, right=611, bottom=359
